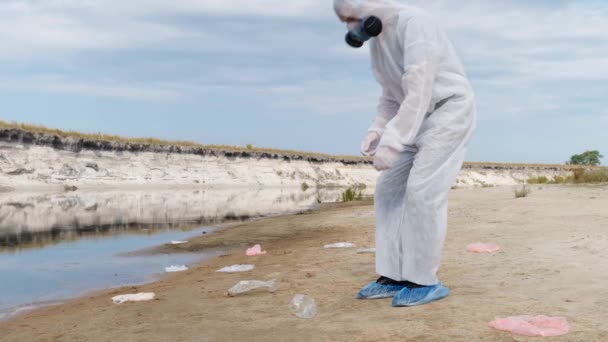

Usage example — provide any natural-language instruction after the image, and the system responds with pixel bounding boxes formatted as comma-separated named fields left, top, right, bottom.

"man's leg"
left=391, top=95, right=476, bottom=306
left=356, top=150, right=416, bottom=300
left=375, top=150, right=416, bottom=281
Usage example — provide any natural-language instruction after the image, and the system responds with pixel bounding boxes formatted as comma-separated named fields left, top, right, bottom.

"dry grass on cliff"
left=2, top=119, right=605, bottom=170
left=0, top=120, right=367, bottom=162
left=464, top=161, right=586, bottom=170
left=524, top=169, right=608, bottom=187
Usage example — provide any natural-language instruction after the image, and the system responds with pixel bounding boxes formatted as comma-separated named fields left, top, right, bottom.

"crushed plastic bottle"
left=216, top=264, right=256, bottom=273
left=171, top=240, right=188, bottom=245
left=324, top=242, right=355, bottom=249
left=290, top=294, right=317, bottom=319
left=227, top=280, right=278, bottom=297
left=112, top=293, right=156, bottom=304
left=357, top=248, right=376, bottom=254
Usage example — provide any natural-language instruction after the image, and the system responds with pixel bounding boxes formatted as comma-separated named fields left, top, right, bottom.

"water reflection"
left=0, top=187, right=355, bottom=251
left=0, top=226, right=223, bottom=320
left=0, top=186, right=366, bottom=320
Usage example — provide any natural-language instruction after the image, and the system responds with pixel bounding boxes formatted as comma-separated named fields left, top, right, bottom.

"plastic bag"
left=246, top=244, right=267, bottom=256
left=489, top=315, right=570, bottom=337
left=324, top=242, right=355, bottom=249
left=227, top=280, right=277, bottom=297
left=467, top=243, right=500, bottom=253
left=112, top=293, right=156, bottom=304
left=217, top=264, right=256, bottom=273
left=165, top=265, right=188, bottom=273
left=290, top=294, right=317, bottom=319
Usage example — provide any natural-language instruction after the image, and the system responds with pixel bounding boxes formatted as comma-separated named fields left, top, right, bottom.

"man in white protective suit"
left=333, top=0, right=476, bottom=307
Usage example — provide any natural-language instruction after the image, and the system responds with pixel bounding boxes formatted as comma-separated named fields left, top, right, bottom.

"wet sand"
left=1, top=186, right=607, bottom=341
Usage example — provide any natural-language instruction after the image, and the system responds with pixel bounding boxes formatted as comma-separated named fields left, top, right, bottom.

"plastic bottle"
left=290, top=294, right=317, bottom=319
left=227, top=280, right=277, bottom=297
left=357, top=248, right=376, bottom=254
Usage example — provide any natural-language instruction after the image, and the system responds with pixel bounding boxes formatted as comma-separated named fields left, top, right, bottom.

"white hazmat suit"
left=334, top=0, right=476, bottom=286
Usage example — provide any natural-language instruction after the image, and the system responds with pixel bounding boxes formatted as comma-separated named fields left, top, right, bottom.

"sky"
left=0, top=0, right=607, bottom=164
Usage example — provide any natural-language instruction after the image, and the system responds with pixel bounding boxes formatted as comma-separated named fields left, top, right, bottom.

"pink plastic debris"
left=246, top=244, right=267, bottom=256
left=489, top=315, right=570, bottom=337
left=467, top=243, right=500, bottom=253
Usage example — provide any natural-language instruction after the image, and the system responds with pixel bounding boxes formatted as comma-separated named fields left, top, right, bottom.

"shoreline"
left=1, top=186, right=607, bottom=341
left=0, top=201, right=326, bottom=323
left=0, top=200, right=370, bottom=328
left=0, top=205, right=321, bottom=320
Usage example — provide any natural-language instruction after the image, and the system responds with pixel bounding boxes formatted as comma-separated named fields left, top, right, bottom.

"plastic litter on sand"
left=324, top=242, right=355, bottom=249
left=165, top=265, right=188, bottom=273
left=489, top=315, right=570, bottom=337
left=217, top=264, right=256, bottom=273
left=112, top=293, right=156, bottom=305
left=227, top=280, right=278, bottom=297
left=246, top=244, right=267, bottom=256
left=171, top=240, right=188, bottom=245
left=467, top=243, right=500, bottom=253
left=290, top=294, right=317, bottom=319
left=357, top=248, right=376, bottom=254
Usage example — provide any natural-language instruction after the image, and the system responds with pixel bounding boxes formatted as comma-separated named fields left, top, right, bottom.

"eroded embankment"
left=0, top=127, right=583, bottom=190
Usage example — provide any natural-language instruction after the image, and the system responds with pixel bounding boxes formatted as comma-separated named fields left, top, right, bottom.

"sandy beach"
left=1, top=185, right=607, bottom=342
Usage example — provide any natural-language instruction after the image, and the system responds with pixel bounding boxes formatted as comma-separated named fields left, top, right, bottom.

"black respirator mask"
left=345, top=16, right=383, bottom=48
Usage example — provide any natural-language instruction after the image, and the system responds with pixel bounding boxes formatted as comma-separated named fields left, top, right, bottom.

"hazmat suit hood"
left=333, top=0, right=403, bottom=22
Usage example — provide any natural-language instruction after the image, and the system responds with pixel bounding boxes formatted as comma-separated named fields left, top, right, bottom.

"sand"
left=1, top=185, right=607, bottom=342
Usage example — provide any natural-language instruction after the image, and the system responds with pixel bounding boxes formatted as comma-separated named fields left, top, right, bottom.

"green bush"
left=527, top=176, right=549, bottom=184
left=64, top=185, right=78, bottom=192
left=549, top=176, right=567, bottom=184
left=514, top=185, right=531, bottom=198
left=341, top=188, right=363, bottom=202
left=572, top=169, right=608, bottom=183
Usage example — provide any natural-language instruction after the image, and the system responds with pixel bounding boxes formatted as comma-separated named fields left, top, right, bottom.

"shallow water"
left=0, top=226, right=218, bottom=319
left=0, top=186, right=363, bottom=319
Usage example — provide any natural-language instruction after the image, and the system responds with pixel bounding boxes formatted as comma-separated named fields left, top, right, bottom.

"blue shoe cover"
left=356, top=281, right=405, bottom=300
left=391, top=284, right=450, bottom=307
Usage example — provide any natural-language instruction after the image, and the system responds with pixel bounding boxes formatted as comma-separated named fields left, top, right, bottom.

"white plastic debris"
left=171, top=240, right=188, bottom=245
left=357, top=248, right=376, bottom=254
left=358, top=211, right=376, bottom=218
left=324, top=242, right=355, bottom=249
left=165, top=265, right=188, bottom=273
left=227, top=280, right=278, bottom=297
left=217, top=264, right=256, bottom=273
left=290, top=294, right=317, bottom=319
left=112, top=293, right=156, bottom=305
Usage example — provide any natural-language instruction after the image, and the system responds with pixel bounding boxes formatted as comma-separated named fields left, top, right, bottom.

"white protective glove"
left=360, top=131, right=381, bottom=157
left=373, top=146, right=401, bottom=171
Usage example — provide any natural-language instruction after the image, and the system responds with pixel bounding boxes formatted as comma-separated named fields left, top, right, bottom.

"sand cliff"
left=0, top=127, right=575, bottom=191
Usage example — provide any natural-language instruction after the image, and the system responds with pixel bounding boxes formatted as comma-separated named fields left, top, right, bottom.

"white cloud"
left=0, top=75, right=186, bottom=101
left=0, top=0, right=328, bottom=16
left=0, top=0, right=606, bottom=123
left=262, top=79, right=379, bottom=116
